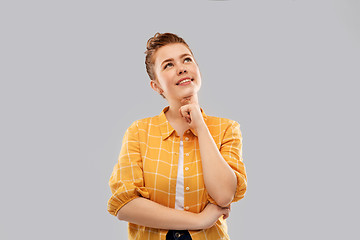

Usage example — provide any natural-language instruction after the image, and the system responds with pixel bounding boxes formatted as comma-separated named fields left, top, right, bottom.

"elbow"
left=116, top=204, right=131, bottom=221
left=212, top=189, right=235, bottom=207
left=217, top=172, right=240, bottom=207
left=216, top=181, right=238, bottom=207
left=116, top=208, right=125, bottom=221
left=115, top=197, right=140, bottom=221
left=216, top=195, right=234, bottom=208
left=212, top=182, right=238, bottom=207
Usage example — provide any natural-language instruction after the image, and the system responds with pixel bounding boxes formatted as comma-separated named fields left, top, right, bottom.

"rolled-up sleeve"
left=219, top=120, right=247, bottom=203
left=107, top=121, right=150, bottom=216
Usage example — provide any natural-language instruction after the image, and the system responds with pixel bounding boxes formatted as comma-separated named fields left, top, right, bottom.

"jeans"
left=166, top=230, right=192, bottom=240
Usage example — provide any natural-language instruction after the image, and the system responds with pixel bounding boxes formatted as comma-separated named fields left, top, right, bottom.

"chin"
left=180, top=90, right=199, bottom=99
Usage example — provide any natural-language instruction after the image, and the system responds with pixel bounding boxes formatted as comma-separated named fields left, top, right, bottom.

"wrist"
left=196, top=122, right=209, bottom=136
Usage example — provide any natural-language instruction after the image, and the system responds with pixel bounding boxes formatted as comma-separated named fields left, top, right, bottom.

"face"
left=151, top=43, right=201, bottom=102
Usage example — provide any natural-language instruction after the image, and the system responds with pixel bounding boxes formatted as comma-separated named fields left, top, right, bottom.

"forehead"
left=153, top=43, right=192, bottom=65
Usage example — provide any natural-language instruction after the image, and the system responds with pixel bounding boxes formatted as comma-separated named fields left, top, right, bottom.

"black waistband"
left=166, top=230, right=192, bottom=240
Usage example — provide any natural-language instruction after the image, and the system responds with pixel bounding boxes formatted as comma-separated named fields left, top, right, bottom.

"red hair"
left=144, top=32, right=193, bottom=82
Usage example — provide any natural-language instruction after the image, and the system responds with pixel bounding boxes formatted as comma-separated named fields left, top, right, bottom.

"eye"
left=184, top=57, right=192, bottom=63
left=164, top=62, right=173, bottom=69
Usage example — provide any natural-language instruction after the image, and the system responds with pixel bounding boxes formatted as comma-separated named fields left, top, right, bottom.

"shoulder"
left=205, top=115, right=242, bottom=146
left=205, top=115, right=240, bottom=130
left=126, top=115, right=160, bottom=131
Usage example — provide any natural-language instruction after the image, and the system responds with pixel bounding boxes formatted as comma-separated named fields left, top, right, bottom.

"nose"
left=178, top=65, right=187, bottom=75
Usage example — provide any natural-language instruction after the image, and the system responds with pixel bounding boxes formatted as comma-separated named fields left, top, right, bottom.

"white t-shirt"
left=175, top=140, right=184, bottom=210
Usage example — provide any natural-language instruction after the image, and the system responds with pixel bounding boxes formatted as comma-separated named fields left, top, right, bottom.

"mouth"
left=176, top=78, right=194, bottom=85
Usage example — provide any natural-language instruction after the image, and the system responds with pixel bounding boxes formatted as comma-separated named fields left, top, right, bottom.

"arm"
left=108, top=121, right=230, bottom=229
left=116, top=197, right=230, bottom=230
left=197, top=123, right=238, bottom=207
left=198, top=122, right=247, bottom=206
left=178, top=100, right=247, bottom=207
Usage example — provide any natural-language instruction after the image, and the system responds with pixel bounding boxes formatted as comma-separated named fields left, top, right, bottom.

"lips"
left=176, top=77, right=193, bottom=85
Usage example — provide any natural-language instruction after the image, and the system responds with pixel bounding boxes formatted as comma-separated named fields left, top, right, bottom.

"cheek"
left=192, top=67, right=201, bottom=78
left=160, top=73, right=174, bottom=89
left=190, top=64, right=200, bottom=74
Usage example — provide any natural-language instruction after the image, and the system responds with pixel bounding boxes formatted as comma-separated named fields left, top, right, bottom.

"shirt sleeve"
left=217, top=120, right=247, bottom=204
left=107, top=121, right=150, bottom=217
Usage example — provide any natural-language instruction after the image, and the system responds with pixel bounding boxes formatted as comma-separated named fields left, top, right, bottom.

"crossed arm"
left=110, top=121, right=245, bottom=229
left=116, top=197, right=229, bottom=230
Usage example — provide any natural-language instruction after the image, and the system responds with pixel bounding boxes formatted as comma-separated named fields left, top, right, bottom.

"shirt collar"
left=158, top=106, right=208, bottom=140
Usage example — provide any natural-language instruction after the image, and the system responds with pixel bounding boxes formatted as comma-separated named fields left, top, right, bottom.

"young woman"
left=107, top=33, right=247, bottom=240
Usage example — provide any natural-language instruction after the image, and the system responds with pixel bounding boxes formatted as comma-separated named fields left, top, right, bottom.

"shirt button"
left=186, top=187, right=190, bottom=191
left=185, top=167, right=189, bottom=171
left=185, top=137, right=189, bottom=141
left=185, top=206, right=189, bottom=210
left=185, top=153, right=189, bottom=156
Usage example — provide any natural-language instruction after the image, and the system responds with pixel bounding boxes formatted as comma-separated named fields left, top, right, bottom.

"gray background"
left=1, top=0, right=359, bottom=239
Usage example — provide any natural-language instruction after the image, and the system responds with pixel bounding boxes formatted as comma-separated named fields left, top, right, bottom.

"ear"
left=150, top=80, right=163, bottom=94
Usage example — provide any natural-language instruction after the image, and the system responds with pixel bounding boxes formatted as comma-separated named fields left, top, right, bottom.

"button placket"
left=182, top=135, right=191, bottom=213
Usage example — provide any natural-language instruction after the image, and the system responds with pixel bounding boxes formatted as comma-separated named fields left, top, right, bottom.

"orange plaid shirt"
left=107, top=106, right=247, bottom=240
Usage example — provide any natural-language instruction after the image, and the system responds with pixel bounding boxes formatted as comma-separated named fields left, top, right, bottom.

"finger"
left=186, top=116, right=191, bottom=123
left=179, top=108, right=184, bottom=118
left=179, top=108, right=191, bottom=122
left=179, top=106, right=192, bottom=122
left=224, top=209, right=230, bottom=219
left=179, top=106, right=187, bottom=118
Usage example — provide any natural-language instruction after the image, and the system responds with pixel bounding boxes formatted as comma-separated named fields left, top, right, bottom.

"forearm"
left=116, top=197, right=202, bottom=230
left=197, top=125, right=237, bottom=207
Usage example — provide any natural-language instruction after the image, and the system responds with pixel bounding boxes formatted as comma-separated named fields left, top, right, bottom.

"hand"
left=179, top=96, right=206, bottom=133
left=197, top=203, right=231, bottom=229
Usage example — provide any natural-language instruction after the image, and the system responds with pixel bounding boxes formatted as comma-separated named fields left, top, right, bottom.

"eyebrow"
left=161, top=53, right=192, bottom=66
